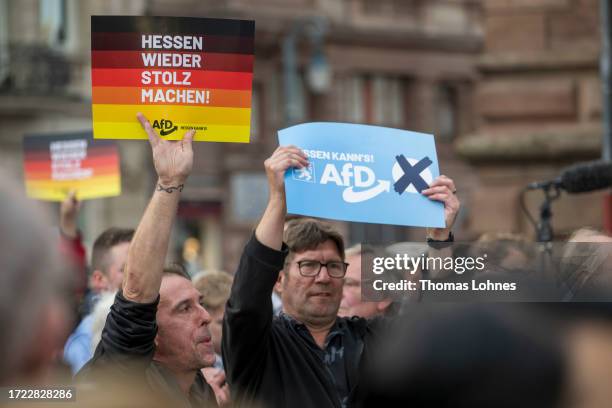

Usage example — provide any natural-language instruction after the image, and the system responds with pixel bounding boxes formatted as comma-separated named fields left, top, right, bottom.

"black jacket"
left=78, top=292, right=217, bottom=408
left=223, top=235, right=386, bottom=408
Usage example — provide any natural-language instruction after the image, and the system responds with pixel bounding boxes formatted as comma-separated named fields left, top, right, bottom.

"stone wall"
left=459, top=0, right=604, bottom=238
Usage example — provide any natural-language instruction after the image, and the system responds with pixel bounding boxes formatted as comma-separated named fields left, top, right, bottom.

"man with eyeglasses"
left=223, top=145, right=460, bottom=408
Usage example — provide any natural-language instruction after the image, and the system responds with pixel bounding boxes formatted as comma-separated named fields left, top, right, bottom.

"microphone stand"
left=536, top=183, right=560, bottom=243
left=535, top=184, right=561, bottom=284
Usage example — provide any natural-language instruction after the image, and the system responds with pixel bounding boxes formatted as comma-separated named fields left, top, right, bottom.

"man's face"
left=338, top=253, right=380, bottom=318
left=105, top=242, right=130, bottom=291
left=281, top=240, right=344, bottom=327
left=155, top=275, right=216, bottom=371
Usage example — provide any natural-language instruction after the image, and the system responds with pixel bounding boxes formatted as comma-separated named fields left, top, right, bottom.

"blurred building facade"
left=0, top=0, right=605, bottom=274
left=457, top=0, right=605, bottom=238
left=150, top=0, right=483, bottom=272
left=0, top=0, right=153, bottom=259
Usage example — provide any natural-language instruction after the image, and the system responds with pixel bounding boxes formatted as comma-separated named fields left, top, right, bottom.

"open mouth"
left=310, top=292, right=332, bottom=298
left=197, top=335, right=212, bottom=344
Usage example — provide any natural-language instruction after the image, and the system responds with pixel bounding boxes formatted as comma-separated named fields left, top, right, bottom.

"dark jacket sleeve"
left=78, top=291, right=159, bottom=375
left=222, top=234, right=287, bottom=393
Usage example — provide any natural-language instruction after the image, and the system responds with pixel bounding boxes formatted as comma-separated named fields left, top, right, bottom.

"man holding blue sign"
left=223, top=143, right=460, bottom=407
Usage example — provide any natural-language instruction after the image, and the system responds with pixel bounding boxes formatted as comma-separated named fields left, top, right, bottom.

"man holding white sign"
left=223, top=145, right=460, bottom=408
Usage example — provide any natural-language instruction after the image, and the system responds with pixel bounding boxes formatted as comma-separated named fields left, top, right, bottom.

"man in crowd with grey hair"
left=338, top=244, right=397, bottom=319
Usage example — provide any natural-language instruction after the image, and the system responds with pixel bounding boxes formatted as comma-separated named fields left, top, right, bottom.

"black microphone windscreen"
left=560, top=161, right=612, bottom=193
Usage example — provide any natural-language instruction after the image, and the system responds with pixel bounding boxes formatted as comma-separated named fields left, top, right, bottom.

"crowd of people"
left=1, top=116, right=611, bottom=408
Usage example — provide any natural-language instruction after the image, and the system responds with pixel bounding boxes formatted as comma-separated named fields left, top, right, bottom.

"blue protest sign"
left=278, top=122, right=445, bottom=228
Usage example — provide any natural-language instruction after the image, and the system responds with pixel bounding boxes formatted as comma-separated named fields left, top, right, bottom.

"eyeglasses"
left=296, top=260, right=349, bottom=278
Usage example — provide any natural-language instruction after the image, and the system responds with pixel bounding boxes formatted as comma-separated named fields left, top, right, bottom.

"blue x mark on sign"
left=394, top=155, right=433, bottom=195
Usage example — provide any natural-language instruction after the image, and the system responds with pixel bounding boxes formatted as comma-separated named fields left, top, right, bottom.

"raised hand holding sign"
left=279, top=122, right=446, bottom=228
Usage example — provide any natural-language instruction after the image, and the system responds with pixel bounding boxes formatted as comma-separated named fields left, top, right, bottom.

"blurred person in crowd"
left=383, top=241, right=429, bottom=305
left=58, top=190, right=87, bottom=303
left=77, top=114, right=218, bottom=407
left=193, top=270, right=233, bottom=371
left=559, top=302, right=612, bottom=408
left=193, top=270, right=233, bottom=406
left=474, top=232, right=533, bottom=274
left=63, top=227, right=134, bottom=374
left=223, top=146, right=460, bottom=407
left=338, top=244, right=394, bottom=318
left=357, top=304, right=565, bottom=407
left=568, top=227, right=612, bottom=243
left=561, top=228, right=612, bottom=301
left=87, top=227, right=135, bottom=306
left=0, top=178, right=72, bottom=385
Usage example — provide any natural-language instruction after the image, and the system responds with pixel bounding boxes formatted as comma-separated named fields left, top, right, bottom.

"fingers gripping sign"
left=137, top=113, right=194, bottom=187
left=422, top=175, right=461, bottom=240
left=264, top=145, right=309, bottom=198
left=256, top=145, right=309, bottom=250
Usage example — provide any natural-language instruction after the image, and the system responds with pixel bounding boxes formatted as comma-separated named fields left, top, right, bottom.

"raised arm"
left=59, top=190, right=87, bottom=298
left=122, top=113, right=194, bottom=303
left=255, top=145, right=308, bottom=250
left=222, top=146, right=307, bottom=397
left=60, top=190, right=81, bottom=239
left=422, top=175, right=460, bottom=278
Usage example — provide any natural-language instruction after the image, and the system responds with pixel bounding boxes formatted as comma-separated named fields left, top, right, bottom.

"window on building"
left=39, top=0, right=67, bottom=47
left=341, top=74, right=406, bottom=127
left=435, top=83, right=458, bottom=142
left=230, top=172, right=269, bottom=225
left=341, top=75, right=365, bottom=123
left=267, top=72, right=281, bottom=126
left=284, top=70, right=310, bottom=125
left=372, top=75, right=404, bottom=125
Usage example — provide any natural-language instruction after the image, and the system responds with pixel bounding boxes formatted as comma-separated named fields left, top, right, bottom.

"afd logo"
left=309, top=155, right=433, bottom=203
left=152, top=119, right=178, bottom=136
